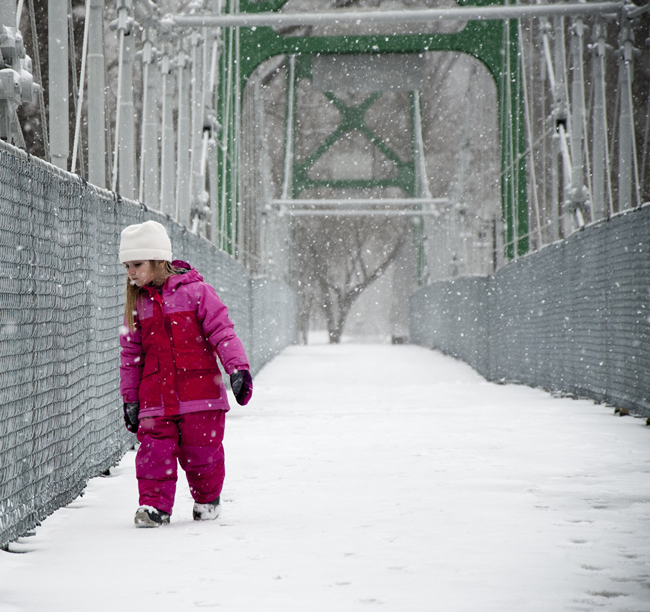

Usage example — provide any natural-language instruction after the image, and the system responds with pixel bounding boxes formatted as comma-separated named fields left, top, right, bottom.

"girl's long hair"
left=124, top=261, right=182, bottom=331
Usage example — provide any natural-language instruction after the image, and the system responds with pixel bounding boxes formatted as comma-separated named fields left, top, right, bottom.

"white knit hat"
left=119, top=220, right=172, bottom=263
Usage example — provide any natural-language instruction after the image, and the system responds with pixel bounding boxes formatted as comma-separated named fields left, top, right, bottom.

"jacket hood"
left=166, top=260, right=204, bottom=290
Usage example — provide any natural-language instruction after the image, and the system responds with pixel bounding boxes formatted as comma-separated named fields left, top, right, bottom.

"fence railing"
left=410, top=202, right=650, bottom=418
left=0, top=141, right=297, bottom=548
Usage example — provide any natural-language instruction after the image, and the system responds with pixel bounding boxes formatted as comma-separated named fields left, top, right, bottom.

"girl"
left=119, top=220, right=252, bottom=528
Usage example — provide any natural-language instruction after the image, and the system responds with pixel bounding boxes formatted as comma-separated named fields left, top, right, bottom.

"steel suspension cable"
left=68, top=0, right=85, bottom=177
left=71, top=0, right=91, bottom=175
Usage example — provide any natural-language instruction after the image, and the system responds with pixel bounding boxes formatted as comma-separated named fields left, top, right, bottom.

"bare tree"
left=293, top=216, right=410, bottom=343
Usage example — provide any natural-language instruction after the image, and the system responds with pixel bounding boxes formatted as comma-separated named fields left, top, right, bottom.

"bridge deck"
left=1, top=344, right=649, bottom=611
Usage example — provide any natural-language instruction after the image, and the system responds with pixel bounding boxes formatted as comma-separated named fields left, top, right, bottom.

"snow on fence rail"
left=0, top=141, right=297, bottom=548
left=410, top=203, right=650, bottom=418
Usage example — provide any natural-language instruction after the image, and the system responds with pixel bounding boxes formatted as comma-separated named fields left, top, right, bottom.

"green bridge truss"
left=217, top=0, right=527, bottom=262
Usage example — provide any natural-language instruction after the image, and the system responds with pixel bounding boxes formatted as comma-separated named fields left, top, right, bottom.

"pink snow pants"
left=135, top=410, right=226, bottom=515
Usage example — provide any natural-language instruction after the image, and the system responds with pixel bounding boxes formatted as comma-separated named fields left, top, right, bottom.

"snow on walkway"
left=1, top=344, right=649, bottom=612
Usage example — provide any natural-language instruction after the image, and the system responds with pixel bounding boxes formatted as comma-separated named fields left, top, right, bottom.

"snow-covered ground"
left=1, top=343, right=649, bottom=612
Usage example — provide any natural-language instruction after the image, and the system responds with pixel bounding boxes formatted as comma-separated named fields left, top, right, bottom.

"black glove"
left=230, top=370, right=253, bottom=406
left=123, top=402, right=140, bottom=433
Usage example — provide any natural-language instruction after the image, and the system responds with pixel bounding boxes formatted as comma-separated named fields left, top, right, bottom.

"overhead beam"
left=166, top=2, right=626, bottom=29
left=273, top=198, right=449, bottom=208
left=281, top=209, right=442, bottom=217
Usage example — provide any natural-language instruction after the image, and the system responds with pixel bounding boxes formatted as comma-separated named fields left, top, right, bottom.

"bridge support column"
left=618, top=18, right=640, bottom=210
left=116, top=0, right=135, bottom=199
left=280, top=54, right=295, bottom=202
left=160, top=42, right=175, bottom=217
left=87, top=0, right=106, bottom=187
left=190, top=30, right=204, bottom=231
left=176, top=41, right=191, bottom=225
left=551, top=132, right=560, bottom=241
left=139, top=27, right=159, bottom=208
left=591, top=19, right=610, bottom=221
left=48, top=0, right=69, bottom=171
left=569, top=18, right=589, bottom=225
left=0, top=0, right=16, bottom=28
left=552, top=16, right=572, bottom=238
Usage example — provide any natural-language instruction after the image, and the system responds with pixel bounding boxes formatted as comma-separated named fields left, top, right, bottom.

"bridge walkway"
left=1, top=343, right=649, bottom=612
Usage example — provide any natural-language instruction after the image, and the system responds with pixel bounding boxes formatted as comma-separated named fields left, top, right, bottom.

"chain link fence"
left=0, top=142, right=297, bottom=548
left=411, top=203, right=650, bottom=418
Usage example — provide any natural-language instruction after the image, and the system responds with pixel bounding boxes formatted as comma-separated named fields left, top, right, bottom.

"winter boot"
left=134, top=505, right=171, bottom=528
left=193, top=496, right=221, bottom=521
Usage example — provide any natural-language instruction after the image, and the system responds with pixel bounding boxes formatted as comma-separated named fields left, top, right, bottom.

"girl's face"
left=124, top=261, right=157, bottom=287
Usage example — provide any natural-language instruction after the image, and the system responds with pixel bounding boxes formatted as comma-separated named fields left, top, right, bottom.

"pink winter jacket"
left=119, top=261, right=249, bottom=418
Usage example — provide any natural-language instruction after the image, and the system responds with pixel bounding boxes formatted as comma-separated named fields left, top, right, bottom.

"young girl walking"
left=119, top=220, right=252, bottom=528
